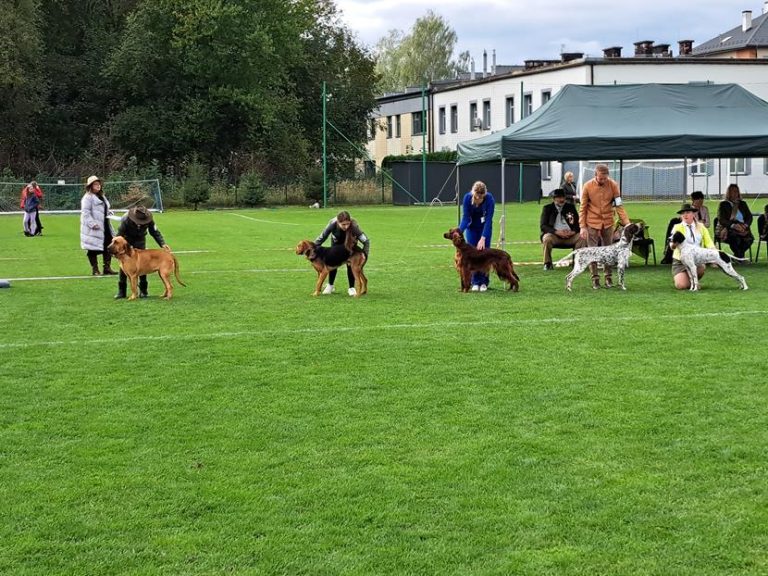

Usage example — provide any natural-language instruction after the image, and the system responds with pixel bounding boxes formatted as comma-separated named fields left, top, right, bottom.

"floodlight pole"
left=322, top=81, right=328, bottom=209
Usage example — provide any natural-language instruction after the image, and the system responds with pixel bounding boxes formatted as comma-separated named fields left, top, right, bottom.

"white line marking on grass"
left=229, top=213, right=301, bottom=225
left=174, top=250, right=213, bottom=254
left=2, top=310, right=765, bottom=350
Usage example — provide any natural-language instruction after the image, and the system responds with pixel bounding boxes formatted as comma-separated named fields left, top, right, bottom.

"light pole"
left=322, top=81, right=328, bottom=209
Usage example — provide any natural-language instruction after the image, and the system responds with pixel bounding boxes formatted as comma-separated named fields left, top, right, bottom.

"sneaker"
left=591, top=278, right=600, bottom=290
left=348, top=287, right=357, bottom=297
left=604, top=278, right=614, bottom=289
left=322, top=284, right=334, bottom=295
left=114, top=292, right=126, bottom=300
left=471, top=284, right=480, bottom=292
left=543, top=263, right=554, bottom=271
left=479, top=284, right=488, bottom=292
left=139, top=292, right=148, bottom=299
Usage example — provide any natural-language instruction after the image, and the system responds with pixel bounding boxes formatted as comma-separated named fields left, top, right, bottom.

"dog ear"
left=671, top=231, right=686, bottom=244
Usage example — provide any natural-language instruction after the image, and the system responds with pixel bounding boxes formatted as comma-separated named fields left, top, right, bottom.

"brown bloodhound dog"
left=295, top=233, right=367, bottom=297
left=443, top=227, right=520, bottom=292
left=108, top=235, right=186, bottom=300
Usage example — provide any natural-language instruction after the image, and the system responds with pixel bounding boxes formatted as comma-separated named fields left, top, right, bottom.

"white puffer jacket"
left=80, top=192, right=114, bottom=251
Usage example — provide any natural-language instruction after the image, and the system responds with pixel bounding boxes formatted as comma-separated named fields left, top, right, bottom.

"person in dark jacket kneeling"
left=114, top=206, right=170, bottom=299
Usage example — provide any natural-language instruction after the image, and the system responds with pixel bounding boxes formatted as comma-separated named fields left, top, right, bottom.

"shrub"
left=181, top=160, right=210, bottom=210
left=239, top=170, right=266, bottom=206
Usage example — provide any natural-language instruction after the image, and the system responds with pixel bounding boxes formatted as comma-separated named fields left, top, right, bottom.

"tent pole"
left=456, top=164, right=461, bottom=225
left=501, top=159, right=506, bottom=249
left=619, top=159, right=623, bottom=194
left=683, top=158, right=688, bottom=200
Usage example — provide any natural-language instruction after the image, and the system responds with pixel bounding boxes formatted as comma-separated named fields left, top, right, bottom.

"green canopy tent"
left=456, top=83, right=768, bottom=245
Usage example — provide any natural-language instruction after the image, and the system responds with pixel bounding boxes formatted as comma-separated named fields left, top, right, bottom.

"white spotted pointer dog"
left=668, top=230, right=748, bottom=291
left=555, top=223, right=641, bottom=291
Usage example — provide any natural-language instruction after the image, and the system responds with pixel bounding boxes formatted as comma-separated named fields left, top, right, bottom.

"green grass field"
left=2, top=202, right=767, bottom=575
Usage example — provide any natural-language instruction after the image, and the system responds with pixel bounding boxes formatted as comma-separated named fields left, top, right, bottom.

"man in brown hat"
left=114, top=206, right=170, bottom=299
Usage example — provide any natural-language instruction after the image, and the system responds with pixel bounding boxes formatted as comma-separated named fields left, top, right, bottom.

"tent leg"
left=500, top=159, right=506, bottom=249
left=456, top=164, right=461, bottom=226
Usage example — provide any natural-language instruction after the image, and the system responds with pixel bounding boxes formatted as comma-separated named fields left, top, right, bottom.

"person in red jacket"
left=20, top=181, right=44, bottom=236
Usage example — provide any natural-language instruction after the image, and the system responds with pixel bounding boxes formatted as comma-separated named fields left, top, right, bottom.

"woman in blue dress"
left=459, top=180, right=495, bottom=291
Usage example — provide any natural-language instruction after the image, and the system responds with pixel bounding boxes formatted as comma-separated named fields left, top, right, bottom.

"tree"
left=374, top=10, right=465, bottom=93
left=181, top=160, right=210, bottom=210
left=0, top=0, right=46, bottom=169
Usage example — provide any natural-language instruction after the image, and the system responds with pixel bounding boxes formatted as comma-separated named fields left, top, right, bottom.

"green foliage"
left=374, top=10, right=466, bottom=93
left=181, top=160, right=210, bottom=210
left=2, top=203, right=768, bottom=574
left=382, top=150, right=457, bottom=168
left=3, top=0, right=376, bottom=186
left=238, top=170, right=266, bottom=206
left=304, top=168, right=324, bottom=202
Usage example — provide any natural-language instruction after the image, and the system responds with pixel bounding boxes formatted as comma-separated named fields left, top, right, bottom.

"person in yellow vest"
left=670, top=203, right=716, bottom=290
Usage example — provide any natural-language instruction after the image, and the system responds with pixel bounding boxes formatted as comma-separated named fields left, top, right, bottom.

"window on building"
left=764, top=158, right=768, bottom=174
left=450, top=105, right=458, bottom=133
left=505, top=96, right=514, bottom=127
left=690, top=158, right=710, bottom=176
left=412, top=111, right=424, bottom=135
left=523, top=94, right=533, bottom=118
left=729, top=158, right=749, bottom=175
left=438, top=107, right=446, bottom=134
left=386, top=116, right=392, bottom=139
left=395, top=115, right=401, bottom=138
left=368, top=119, right=376, bottom=140
left=469, top=102, right=478, bottom=131
left=541, top=90, right=551, bottom=104
left=541, top=161, right=552, bottom=180
left=482, top=100, right=491, bottom=130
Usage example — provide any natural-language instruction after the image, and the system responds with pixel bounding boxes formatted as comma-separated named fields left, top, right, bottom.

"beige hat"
left=85, top=175, right=101, bottom=189
left=127, top=206, right=153, bottom=225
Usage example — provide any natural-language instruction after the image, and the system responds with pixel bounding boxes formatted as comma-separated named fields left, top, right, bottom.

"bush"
left=239, top=170, right=266, bottom=206
left=304, top=168, right=324, bottom=202
left=181, top=160, right=210, bottom=210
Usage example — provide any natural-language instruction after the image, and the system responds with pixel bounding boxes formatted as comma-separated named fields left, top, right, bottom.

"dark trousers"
left=328, top=265, right=355, bottom=288
left=118, top=270, right=148, bottom=294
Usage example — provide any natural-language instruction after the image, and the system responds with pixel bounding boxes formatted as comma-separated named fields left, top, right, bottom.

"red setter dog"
left=443, top=228, right=519, bottom=292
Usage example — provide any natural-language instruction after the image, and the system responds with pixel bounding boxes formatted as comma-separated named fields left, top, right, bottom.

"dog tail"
left=173, top=255, right=187, bottom=287
left=554, top=252, right=575, bottom=267
left=720, top=252, right=750, bottom=263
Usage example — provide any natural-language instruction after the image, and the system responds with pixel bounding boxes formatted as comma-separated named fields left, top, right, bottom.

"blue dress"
left=459, top=191, right=495, bottom=287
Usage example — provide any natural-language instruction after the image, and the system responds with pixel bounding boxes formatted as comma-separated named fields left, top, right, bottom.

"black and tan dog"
left=295, top=234, right=368, bottom=297
left=107, top=236, right=186, bottom=300
left=443, top=227, right=519, bottom=292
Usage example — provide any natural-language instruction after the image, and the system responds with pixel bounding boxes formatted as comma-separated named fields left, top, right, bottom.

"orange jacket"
left=579, top=177, right=629, bottom=230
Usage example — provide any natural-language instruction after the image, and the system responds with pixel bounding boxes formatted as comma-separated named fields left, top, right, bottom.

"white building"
left=367, top=5, right=768, bottom=200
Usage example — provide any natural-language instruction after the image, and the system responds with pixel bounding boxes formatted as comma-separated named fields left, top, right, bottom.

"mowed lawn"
left=1, top=202, right=767, bottom=575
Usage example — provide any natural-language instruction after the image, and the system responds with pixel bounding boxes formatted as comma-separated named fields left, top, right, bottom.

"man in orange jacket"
left=579, top=164, right=630, bottom=289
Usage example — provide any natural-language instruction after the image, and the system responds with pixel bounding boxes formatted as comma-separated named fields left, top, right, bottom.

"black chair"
left=756, top=214, right=766, bottom=263
left=714, top=217, right=754, bottom=261
left=628, top=222, right=656, bottom=265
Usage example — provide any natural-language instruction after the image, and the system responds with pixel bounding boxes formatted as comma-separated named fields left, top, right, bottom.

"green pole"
left=322, top=81, right=328, bottom=209
left=421, top=84, right=427, bottom=203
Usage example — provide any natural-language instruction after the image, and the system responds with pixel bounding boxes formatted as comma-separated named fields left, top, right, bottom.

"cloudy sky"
left=334, top=0, right=764, bottom=64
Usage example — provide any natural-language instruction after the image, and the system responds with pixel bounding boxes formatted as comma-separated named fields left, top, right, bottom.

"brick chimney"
left=560, top=52, right=584, bottom=62
left=678, top=40, right=693, bottom=56
left=652, top=43, right=671, bottom=57
left=634, top=40, right=654, bottom=56
left=603, top=46, right=623, bottom=58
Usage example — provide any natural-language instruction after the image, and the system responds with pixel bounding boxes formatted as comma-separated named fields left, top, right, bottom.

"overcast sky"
left=335, top=0, right=765, bottom=65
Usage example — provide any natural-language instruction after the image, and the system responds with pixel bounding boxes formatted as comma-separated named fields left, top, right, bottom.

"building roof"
left=692, top=10, right=768, bottom=55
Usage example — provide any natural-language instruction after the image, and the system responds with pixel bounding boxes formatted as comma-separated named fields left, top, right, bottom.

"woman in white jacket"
left=80, top=175, right=117, bottom=276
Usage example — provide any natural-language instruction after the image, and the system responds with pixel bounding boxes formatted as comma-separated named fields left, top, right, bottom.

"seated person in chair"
left=540, top=188, right=585, bottom=270
left=716, top=183, right=753, bottom=259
